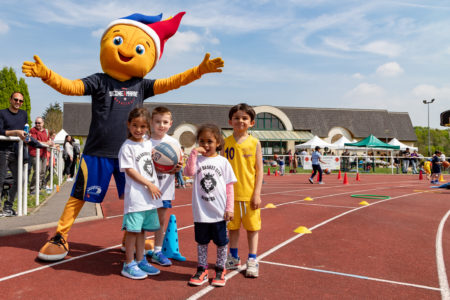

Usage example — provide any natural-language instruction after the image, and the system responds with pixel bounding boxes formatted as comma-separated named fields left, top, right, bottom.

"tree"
left=414, top=126, right=450, bottom=156
left=42, top=102, right=63, bottom=133
left=0, top=67, right=31, bottom=123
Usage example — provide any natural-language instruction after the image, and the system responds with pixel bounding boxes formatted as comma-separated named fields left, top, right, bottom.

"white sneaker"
left=318, top=181, right=324, bottom=184
left=225, top=253, right=241, bottom=270
left=246, top=259, right=259, bottom=278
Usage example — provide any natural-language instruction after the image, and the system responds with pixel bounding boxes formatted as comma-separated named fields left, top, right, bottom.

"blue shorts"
left=122, top=209, right=160, bottom=232
left=162, top=200, right=172, bottom=208
left=194, top=221, right=228, bottom=247
left=71, top=154, right=125, bottom=203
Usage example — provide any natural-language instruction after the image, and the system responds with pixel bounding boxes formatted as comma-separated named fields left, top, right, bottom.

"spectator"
left=293, top=149, right=299, bottom=172
left=175, top=146, right=186, bottom=188
left=29, top=117, right=54, bottom=194
left=63, top=135, right=74, bottom=181
left=44, top=130, right=56, bottom=186
left=70, top=136, right=80, bottom=178
left=0, top=92, right=28, bottom=216
left=277, top=154, right=285, bottom=176
left=410, top=150, right=419, bottom=174
left=402, top=148, right=411, bottom=174
left=342, top=149, right=350, bottom=171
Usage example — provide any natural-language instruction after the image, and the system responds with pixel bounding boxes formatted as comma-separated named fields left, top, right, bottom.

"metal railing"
left=0, top=135, right=63, bottom=216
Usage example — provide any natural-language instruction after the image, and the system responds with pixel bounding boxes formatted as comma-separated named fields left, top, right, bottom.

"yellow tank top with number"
left=224, top=135, right=258, bottom=201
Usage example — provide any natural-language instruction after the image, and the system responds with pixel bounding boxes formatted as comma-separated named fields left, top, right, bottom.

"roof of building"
left=63, top=102, right=417, bottom=141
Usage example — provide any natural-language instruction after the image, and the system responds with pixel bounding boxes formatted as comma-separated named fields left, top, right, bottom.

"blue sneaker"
left=121, top=261, right=147, bottom=280
left=151, top=251, right=172, bottom=266
left=138, top=258, right=160, bottom=275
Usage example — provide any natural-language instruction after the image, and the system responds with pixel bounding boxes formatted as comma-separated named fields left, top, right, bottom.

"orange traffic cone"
left=274, top=170, right=278, bottom=176
left=267, top=167, right=271, bottom=176
left=337, top=170, right=342, bottom=180
left=343, top=173, right=349, bottom=185
left=419, top=170, right=423, bottom=180
left=356, top=173, right=361, bottom=181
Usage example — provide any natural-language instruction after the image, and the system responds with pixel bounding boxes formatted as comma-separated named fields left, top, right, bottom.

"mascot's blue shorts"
left=71, top=154, right=125, bottom=203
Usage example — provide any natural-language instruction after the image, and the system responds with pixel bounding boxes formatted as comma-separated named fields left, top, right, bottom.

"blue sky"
left=1, top=0, right=449, bottom=130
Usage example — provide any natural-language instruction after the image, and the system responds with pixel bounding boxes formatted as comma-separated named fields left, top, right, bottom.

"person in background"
left=410, top=149, right=419, bottom=174
left=309, top=146, right=325, bottom=184
left=277, top=154, right=285, bottom=176
left=29, top=117, right=54, bottom=194
left=431, top=151, right=442, bottom=184
left=63, top=135, right=74, bottom=181
left=44, top=130, right=56, bottom=190
left=70, top=136, right=80, bottom=178
left=175, top=146, right=186, bottom=188
left=402, top=148, right=411, bottom=174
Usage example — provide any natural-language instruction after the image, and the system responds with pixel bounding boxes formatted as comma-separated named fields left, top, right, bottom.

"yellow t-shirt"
left=224, top=134, right=258, bottom=202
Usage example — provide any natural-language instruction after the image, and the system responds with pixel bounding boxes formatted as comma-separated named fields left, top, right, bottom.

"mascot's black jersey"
left=81, top=73, right=155, bottom=158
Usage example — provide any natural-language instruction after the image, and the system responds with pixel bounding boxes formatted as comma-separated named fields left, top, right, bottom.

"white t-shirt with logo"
left=119, top=139, right=162, bottom=214
left=151, top=134, right=180, bottom=201
left=192, top=155, right=237, bottom=223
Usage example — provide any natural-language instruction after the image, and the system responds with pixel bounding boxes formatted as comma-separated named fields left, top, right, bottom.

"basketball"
left=443, top=160, right=450, bottom=169
left=324, top=168, right=331, bottom=175
left=153, top=141, right=182, bottom=173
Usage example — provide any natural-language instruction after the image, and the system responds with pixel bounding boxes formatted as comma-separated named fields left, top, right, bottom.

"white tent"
left=388, top=138, right=418, bottom=151
left=54, top=129, right=68, bottom=144
left=332, top=136, right=357, bottom=149
left=295, top=135, right=337, bottom=150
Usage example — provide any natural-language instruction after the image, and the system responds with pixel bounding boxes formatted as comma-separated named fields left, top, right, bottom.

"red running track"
left=0, top=173, right=449, bottom=299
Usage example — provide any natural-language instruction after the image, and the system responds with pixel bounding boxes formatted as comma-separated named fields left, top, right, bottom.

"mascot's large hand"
left=22, top=55, right=84, bottom=96
left=198, top=53, right=224, bottom=75
left=22, top=55, right=51, bottom=80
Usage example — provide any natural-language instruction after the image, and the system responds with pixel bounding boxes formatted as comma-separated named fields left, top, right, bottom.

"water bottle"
left=24, top=123, right=30, bottom=142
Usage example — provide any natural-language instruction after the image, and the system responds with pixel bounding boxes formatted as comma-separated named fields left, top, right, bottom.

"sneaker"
left=121, top=261, right=148, bottom=280
left=225, top=253, right=241, bottom=270
left=2, top=208, right=16, bottom=217
left=308, top=178, right=313, bottom=184
left=245, top=259, right=259, bottom=278
left=211, top=266, right=226, bottom=287
left=37, top=233, right=69, bottom=261
left=188, top=266, right=208, bottom=286
left=151, top=251, right=172, bottom=266
left=318, top=181, right=324, bottom=185
left=138, top=258, right=160, bottom=276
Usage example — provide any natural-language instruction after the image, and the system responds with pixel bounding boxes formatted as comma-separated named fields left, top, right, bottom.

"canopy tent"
left=388, top=138, right=417, bottom=151
left=332, top=136, right=359, bottom=149
left=54, top=129, right=68, bottom=144
left=295, top=135, right=337, bottom=150
left=344, top=134, right=400, bottom=150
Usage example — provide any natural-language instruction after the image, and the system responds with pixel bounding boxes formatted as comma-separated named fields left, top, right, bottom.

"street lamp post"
left=422, top=98, right=435, bottom=157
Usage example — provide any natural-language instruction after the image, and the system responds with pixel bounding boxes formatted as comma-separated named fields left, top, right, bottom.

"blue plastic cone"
left=162, top=214, right=186, bottom=261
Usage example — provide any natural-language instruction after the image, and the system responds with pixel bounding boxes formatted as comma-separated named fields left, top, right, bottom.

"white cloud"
left=0, top=20, right=9, bottom=34
left=346, top=82, right=385, bottom=99
left=376, top=62, right=404, bottom=77
left=352, top=73, right=364, bottom=79
left=361, top=41, right=402, bottom=57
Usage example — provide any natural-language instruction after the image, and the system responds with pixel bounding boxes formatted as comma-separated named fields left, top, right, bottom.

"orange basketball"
left=443, top=160, right=450, bottom=169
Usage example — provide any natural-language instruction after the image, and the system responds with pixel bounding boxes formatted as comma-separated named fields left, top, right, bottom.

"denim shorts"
left=122, top=209, right=160, bottom=232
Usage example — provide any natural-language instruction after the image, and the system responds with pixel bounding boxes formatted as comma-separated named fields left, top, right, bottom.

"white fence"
left=0, top=135, right=63, bottom=216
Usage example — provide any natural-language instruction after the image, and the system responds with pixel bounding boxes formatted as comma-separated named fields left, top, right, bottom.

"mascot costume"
left=22, top=12, right=224, bottom=261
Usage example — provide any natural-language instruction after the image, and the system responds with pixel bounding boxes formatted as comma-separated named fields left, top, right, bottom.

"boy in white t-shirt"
left=149, top=106, right=183, bottom=266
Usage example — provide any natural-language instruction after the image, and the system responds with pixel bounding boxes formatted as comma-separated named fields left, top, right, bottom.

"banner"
left=301, top=155, right=340, bottom=170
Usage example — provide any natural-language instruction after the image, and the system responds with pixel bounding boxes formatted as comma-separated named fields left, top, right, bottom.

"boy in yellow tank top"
left=222, top=103, right=263, bottom=277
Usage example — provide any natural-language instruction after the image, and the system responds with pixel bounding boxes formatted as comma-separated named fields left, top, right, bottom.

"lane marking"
left=187, top=192, right=423, bottom=299
left=436, top=210, right=450, bottom=300
left=105, top=203, right=193, bottom=219
left=291, top=203, right=358, bottom=209
left=259, top=260, right=441, bottom=292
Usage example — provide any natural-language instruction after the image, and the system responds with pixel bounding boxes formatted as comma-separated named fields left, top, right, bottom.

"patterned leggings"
left=197, top=243, right=227, bottom=268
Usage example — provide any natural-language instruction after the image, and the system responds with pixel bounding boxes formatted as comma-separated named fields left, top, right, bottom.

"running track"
left=0, top=173, right=449, bottom=299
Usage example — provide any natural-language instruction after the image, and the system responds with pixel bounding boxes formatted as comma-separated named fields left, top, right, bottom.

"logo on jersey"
left=200, top=173, right=216, bottom=194
left=109, top=88, right=138, bottom=105
left=87, top=185, right=102, bottom=196
left=142, top=159, right=154, bottom=178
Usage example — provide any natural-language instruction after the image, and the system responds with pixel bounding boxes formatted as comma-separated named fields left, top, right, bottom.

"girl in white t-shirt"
left=184, top=124, right=237, bottom=287
left=118, top=107, right=162, bottom=280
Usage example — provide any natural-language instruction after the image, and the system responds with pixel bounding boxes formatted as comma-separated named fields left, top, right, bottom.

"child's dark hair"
left=151, top=106, right=172, bottom=119
left=197, top=124, right=224, bottom=151
left=228, top=103, right=256, bottom=121
left=127, top=107, right=151, bottom=138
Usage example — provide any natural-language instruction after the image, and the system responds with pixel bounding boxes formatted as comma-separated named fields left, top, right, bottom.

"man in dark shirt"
left=0, top=92, right=28, bottom=216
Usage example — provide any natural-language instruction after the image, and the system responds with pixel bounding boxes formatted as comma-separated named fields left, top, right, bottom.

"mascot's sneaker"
left=37, top=233, right=69, bottom=261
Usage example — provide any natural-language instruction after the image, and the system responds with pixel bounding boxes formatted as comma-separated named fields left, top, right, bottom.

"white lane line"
left=105, top=203, right=193, bottom=219
left=259, top=260, right=441, bottom=292
left=436, top=210, right=450, bottom=300
left=291, top=203, right=358, bottom=209
left=0, top=224, right=194, bottom=283
left=186, top=192, right=420, bottom=299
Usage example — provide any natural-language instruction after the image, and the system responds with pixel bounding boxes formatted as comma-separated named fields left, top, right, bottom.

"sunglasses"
left=35, top=122, right=42, bottom=124
left=13, top=98, right=24, bottom=103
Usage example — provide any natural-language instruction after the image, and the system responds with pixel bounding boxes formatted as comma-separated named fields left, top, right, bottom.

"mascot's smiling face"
left=100, top=24, right=157, bottom=81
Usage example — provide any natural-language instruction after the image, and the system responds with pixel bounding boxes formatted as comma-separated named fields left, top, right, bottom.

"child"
left=277, top=155, right=285, bottom=176
left=423, top=159, right=432, bottom=180
left=223, top=103, right=263, bottom=278
left=309, top=146, right=325, bottom=184
left=184, top=124, right=236, bottom=287
left=150, top=107, right=183, bottom=266
left=431, top=151, right=442, bottom=184
left=118, top=107, right=162, bottom=279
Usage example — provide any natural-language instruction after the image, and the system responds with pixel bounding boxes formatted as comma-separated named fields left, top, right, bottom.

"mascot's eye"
left=113, top=36, right=123, bottom=46
left=135, top=44, right=145, bottom=55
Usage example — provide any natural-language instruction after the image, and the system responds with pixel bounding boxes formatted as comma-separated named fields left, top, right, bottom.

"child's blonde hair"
left=151, top=106, right=172, bottom=119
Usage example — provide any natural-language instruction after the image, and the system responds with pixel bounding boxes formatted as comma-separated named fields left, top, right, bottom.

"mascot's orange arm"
left=154, top=53, right=224, bottom=95
left=22, top=55, right=85, bottom=96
